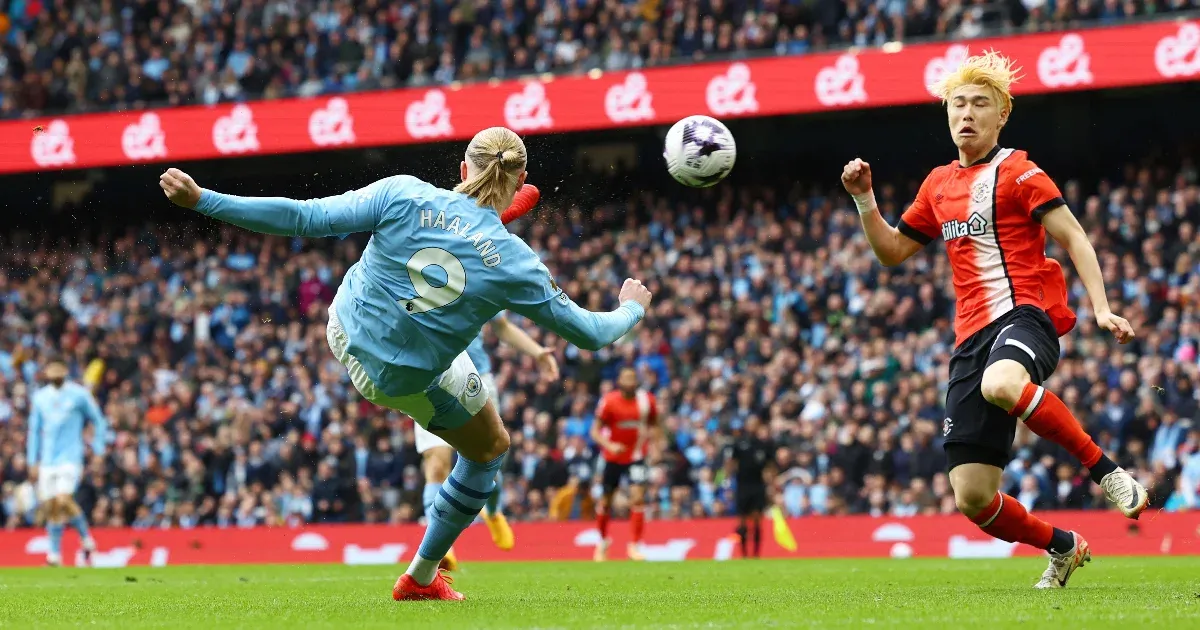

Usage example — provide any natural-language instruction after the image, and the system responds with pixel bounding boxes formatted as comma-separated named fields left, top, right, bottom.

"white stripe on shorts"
left=1004, top=337, right=1037, bottom=362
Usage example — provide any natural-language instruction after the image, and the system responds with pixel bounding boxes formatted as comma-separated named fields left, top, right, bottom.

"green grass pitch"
left=2, top=557, right=1199, bottom=629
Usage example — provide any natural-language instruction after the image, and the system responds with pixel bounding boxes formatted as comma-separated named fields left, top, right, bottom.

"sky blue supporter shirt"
left=27, top=381, right=109, bottom=468
left=193, top=175, right=643, bottom=396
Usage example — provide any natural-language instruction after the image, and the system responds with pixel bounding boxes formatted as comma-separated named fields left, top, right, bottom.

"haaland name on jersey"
left=420, top=208, right=502, bottom=267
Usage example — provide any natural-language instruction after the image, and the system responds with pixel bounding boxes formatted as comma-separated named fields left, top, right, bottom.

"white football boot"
left=1034, top=531, right=1091, bottom=589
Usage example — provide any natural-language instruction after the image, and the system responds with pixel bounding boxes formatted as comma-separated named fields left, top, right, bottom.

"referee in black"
left=724, top=415, right=776, bottom=558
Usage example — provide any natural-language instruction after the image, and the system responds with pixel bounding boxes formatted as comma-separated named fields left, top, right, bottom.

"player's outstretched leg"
left=950, top=461, right=1089, bottom=588
left=482, top=470, right=514, bottom=551
left=394, top=404, right=508, bottom=602
left=982, top=360, right=1149, bottom=518
left=419, top=446, right=459, bottom=572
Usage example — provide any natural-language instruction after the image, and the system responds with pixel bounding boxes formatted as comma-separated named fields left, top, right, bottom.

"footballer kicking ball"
left=663, top=115, right=737, bottom=188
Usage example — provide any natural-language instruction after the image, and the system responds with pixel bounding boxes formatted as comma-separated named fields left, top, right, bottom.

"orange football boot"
left=392, top=570, right=464, bottom=601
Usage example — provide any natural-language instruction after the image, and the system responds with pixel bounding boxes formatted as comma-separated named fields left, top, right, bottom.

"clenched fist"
left=841, top=158, right=873, bottom=196
left=619, top=278, right=653, bottom=311
left=159, top=168, right=202, bottom=209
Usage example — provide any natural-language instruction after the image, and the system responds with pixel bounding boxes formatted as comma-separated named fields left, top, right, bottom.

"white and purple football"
left=663, top=115, right=737, bottom=188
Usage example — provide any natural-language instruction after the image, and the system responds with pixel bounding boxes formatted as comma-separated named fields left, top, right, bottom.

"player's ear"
left=460, top=160, right=469, bottom=182
left=517, top=170, right=528, bottom=187
left=999, top=109, right=1010, bottom=129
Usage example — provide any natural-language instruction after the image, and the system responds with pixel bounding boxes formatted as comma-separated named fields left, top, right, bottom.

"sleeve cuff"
left=897, top=219, right=935, bottom=246
left=622, top=301, right=646, bottom=321
left=1030, top=197, right=1067, bottom=222
left=194, top=188, right=217, bottom=214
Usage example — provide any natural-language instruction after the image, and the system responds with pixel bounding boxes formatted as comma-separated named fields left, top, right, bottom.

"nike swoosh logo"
left=1126, top=479, right=1140, bottom=511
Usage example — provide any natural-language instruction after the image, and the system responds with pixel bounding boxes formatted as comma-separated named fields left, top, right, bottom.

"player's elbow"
left=874, top=248, right=906, bottom=268
left=575, top=337, right=606, bottom=352
left=875, top=253, right=902, bottom=268
left=565, top=330, right=608, bottom=352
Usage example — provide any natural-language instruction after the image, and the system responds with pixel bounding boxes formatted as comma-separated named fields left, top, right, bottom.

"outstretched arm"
left=160, top=168, right=392, bottom=237
left=510, top=290, right=646, bottom=352
left=492, top=315, right=546, bottom=358
left=491, top=315, right=559, bottom=381
left=842, top=159, right=930, bottom=267
left=500, top=252, right=651, bottom=351
left=1041, top=205, right=1135, bottom=343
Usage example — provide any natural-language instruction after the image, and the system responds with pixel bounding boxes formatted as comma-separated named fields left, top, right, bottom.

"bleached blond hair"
left=930, top=50, right=1022, bottom=115
left=455, top=127, right=527, bottom=211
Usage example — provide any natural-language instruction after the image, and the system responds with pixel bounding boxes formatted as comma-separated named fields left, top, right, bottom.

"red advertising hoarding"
left=2, top=20, right=1198, bottom=175
left=1, top=511, right=1196, bottom=567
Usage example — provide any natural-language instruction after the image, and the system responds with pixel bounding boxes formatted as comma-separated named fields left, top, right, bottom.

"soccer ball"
left=663, top=115, right=737, bottom=188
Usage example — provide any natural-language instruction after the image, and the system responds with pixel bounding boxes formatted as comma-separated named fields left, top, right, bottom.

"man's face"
left=618, top=369, right=638, bottom=395
left=947, top=83, right=1007, bottom=157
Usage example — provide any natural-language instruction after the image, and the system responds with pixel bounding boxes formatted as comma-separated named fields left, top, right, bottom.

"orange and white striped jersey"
left=595, top=390, right=657, bottom=465
left=898, top=146, right=1076, bottom=347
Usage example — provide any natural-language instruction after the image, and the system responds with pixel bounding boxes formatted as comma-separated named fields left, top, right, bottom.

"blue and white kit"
left=193, top=174, right=643, bottom=430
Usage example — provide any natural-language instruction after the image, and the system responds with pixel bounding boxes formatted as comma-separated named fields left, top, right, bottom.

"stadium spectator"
left=3, top=0, right=1199, bottom=117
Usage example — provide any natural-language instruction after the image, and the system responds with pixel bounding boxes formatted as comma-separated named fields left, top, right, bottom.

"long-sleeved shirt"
left=465, top=313, right=502, bottom=375
left=194, top=174, right=643, bottom=396
left=27, top=381, right=108, bottom=467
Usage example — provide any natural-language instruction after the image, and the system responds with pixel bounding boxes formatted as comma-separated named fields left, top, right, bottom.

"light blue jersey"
left=194, top=175, right=643, bottom=397
left=27, top=382, right=108, bottom=467
left=465, top=315, right=500, bottom=376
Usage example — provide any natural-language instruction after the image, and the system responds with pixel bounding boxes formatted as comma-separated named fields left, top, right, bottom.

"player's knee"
left=45, top=498, right=64, bottom=521
left=478, top=430, right=510, bottom=463
left=60, top=496, right=80, bottom=515
left=979, top=361, right=1030, bottom=410
left=953, top=485, right=997, bottom=519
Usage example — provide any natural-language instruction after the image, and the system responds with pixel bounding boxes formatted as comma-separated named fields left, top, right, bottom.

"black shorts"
left=735, top=482, right=768, bottom=515
left=943, top=305, right=1060, bottom=470
left=601, top=460, right=648, bottom=493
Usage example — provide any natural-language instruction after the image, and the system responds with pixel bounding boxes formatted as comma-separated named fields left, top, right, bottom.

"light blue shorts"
left=326, top=308, right=488, bottom=430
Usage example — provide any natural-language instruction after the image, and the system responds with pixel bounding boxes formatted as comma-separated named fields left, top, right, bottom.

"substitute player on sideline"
left=27, top=361, right=107, bottom=566
left=416, top=314, right=559, bottom=571
left=591, top=366, right=657, bottom=562
left=160, top=126, right=652, bottom=601
left=841, top=51, right=1147, bottom=589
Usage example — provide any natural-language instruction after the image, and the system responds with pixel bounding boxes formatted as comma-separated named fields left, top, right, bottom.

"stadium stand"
left=2, top=0, right=1198, bottom=117
left=1, top=150, right=1198, bottom=530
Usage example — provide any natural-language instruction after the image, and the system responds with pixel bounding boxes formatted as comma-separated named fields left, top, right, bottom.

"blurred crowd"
left=1, top=152, right=1199, bottom=531
left=2, top=0, right=1198, bottom=117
